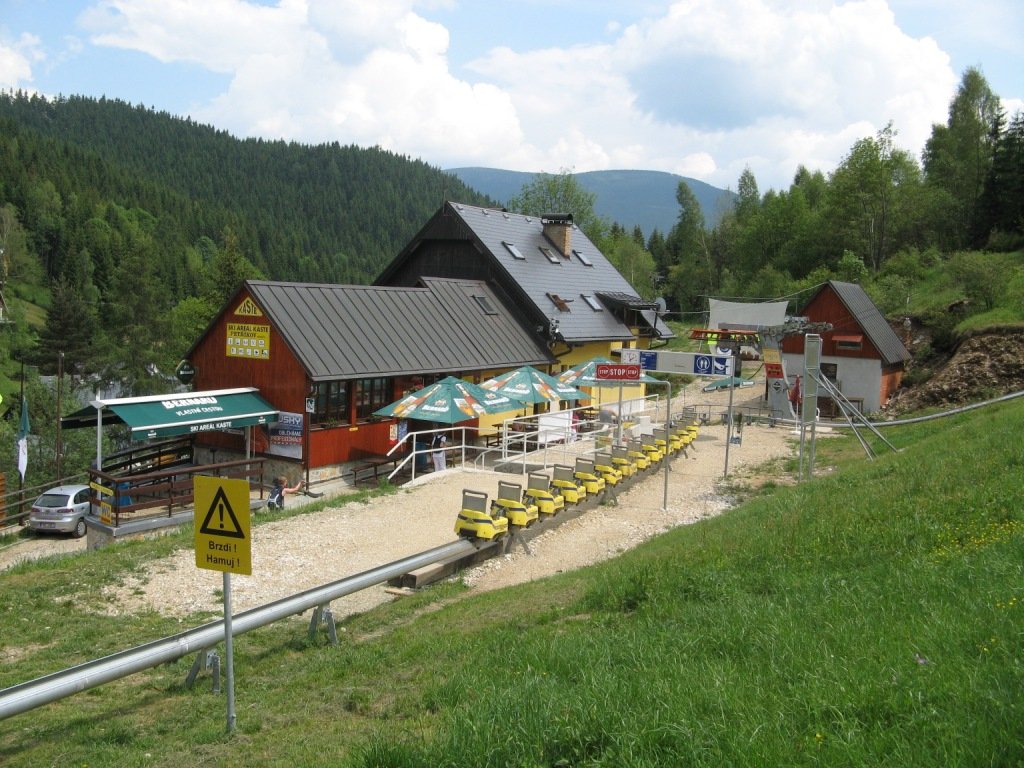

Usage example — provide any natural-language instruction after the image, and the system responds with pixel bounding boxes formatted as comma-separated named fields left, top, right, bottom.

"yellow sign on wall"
left=194, top=476, right=252, bottom=575
left=226, top=323, right=270, bottom=360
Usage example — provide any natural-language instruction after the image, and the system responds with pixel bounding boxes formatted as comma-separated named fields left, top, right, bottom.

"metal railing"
left=0, top=539, right=478, bottom=721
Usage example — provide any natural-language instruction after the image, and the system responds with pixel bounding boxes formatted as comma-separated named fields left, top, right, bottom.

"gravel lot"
left=2, top=379, right=796, bottom=624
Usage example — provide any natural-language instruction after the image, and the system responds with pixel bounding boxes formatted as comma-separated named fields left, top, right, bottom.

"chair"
left=454, top=489, right=508, bottom=540
left=491, top=480, right=539, bottom=528
left=551, top=464, right=586, bottom=504
left=524, top=471, right=564, bottom=516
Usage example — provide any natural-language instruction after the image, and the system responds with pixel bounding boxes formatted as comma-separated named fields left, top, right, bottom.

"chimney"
left=542, top=213, right=573, bottom=257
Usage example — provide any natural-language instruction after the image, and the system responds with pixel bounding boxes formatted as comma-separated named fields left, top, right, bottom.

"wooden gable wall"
left=781, top=285, right=882, bottom=362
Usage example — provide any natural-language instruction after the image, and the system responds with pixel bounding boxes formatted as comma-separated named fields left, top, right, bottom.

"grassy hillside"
left=0, top=399, right=1022, bottom=765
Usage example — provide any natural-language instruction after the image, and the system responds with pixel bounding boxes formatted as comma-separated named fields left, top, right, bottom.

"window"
left=581, top=294, right=604, bottom=311
left=502, top=241, right=525, bottom=260
left=547, top=292, right=573, bottom=312
left=473, top=294, right=498, bottom=315
left=573, top=249, right=593, bottom=266
left=539, top=246, right=561, bottom=264
left=356, top=377, right=391, bottom=421
left=834, top=334, right=863, bottom=352
left=312, top=380, right=350, bottom=426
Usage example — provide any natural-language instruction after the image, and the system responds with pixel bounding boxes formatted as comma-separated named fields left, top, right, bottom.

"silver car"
left=28, top=484, right=94, bottom=538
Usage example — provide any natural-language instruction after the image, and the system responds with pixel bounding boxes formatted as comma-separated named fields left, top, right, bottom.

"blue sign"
left=694, top=355, right=713, bottom=375
left=639, top=350, right=658, bottom=370
left=693, top=355, right=732, bottom=376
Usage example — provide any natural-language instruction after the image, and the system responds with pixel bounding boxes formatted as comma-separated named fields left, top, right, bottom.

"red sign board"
left=595, top=363, right=641, bottom=381
left=765, top=362, right=784, bottom=379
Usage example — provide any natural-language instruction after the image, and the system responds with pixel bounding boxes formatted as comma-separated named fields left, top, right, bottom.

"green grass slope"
left=1, top=399, right=1023, bottom=766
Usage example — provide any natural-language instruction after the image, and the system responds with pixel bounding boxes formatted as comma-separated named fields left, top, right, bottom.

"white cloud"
left=468, top=0, right=957, bottom=188
left=73, top=0, right=965, bottom=190
left=0, top=33, right=43, bottom=90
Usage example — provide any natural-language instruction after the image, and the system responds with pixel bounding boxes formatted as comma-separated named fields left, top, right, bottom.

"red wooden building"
left=781, top=280, right=910, bottom=413
left=185, top=278, right=550, bottom=479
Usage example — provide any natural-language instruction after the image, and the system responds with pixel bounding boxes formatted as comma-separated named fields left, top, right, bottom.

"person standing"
left=430, top=429, right=447, bottom=472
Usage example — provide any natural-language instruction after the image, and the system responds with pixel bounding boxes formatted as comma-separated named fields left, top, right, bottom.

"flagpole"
left=17, top=360, right=25, bottom=516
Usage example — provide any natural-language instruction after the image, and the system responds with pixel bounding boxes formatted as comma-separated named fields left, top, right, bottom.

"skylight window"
left=502, top=241, right=526, bottom=260
left=581, top=294, right=604, bottom=311
left=539, top=246, right=561, bottom=264
left=573, top=249, right=593, bottom=266
left=473, top=294, right=498, bottom=315
left=547, top=293, right=573, bottom=312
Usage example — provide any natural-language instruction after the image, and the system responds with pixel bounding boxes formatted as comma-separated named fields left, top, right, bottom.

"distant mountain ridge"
left=447, top=167, right=735, bottom=237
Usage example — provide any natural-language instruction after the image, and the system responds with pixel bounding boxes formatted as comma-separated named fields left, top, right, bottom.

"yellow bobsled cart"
left=593, top=450, right=623, bottom=486
left=455, top=489, right=509, bottom=541
left=523, top=471, right=564, bottom=517
left=491, top=480, right=539, bottom=528
left=653, top=427, right=681, bottom=457
left=574, top=457, right=606, bottom=496
left=610, top=445, right=638, bottom=478
left=626, top=437, right=651, bottom=471
left=640, top=434, right=664, bottom=464
left=551, top=463, right=586, bottom=505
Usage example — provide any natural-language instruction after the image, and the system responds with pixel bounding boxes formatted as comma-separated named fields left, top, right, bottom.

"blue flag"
left=16, top=395, right=29, bottom=482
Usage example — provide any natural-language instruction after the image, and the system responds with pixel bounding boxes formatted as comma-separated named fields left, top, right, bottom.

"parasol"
left=373, top=376, right=518, bottom=424
left=482, top=365, right=588, bottom=404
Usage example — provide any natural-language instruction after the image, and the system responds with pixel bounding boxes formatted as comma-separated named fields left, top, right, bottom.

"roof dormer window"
left=573, top=249, right=593, bottom=266
left=581, top=294, right=604, bottom=311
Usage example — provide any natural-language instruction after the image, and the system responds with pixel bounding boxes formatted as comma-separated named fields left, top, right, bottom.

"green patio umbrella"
left=482, top=365, right=588, bottom=405
left=374, top=376, right=518, bottom=423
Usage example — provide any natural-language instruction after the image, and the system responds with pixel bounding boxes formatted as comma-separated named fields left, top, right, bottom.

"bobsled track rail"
left=0, top=539, right=479, bottom=721
left=0, top=447, right=661, bottom=722
left=782, top=388, right=1024, bottom=430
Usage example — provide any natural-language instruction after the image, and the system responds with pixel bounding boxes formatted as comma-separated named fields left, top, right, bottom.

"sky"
left=1, top=0, right=1021, bottom=192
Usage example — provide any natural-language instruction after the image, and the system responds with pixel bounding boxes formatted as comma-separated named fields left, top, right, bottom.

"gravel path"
left=2, top=380, right=795, bottom=623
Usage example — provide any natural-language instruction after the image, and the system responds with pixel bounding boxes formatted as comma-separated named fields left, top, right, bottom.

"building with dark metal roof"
left=375, top=201, right=672, bottom=355
left=185, top=277, right=549, bottom=470
left=781, top=280, right=910, bottom=413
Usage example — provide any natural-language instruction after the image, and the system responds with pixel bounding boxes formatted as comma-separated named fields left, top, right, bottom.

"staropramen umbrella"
left=374, top=376, right=518, bottom=424
left=482, top=365, right=588, bottom=405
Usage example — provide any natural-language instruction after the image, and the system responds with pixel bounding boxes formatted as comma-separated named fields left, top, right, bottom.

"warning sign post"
left=194, top=474, right=252, bottom=734
left=194, top=476, right=251, bottom=575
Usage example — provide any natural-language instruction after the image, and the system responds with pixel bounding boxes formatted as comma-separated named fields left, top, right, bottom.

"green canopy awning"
left=62, top=388, right=279, bottom=440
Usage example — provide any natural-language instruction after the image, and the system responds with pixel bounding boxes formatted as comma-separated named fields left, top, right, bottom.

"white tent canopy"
left=708, top=298, right=788, bottom=331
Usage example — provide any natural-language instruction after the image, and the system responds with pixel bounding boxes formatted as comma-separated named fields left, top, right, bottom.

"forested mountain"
left=0, top=92, right=493, bottom=287
left=447, top=167, right=735, bottom=235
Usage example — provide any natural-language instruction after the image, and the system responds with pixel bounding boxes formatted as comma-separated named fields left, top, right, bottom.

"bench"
left=348, top=454, right=401, bottom=484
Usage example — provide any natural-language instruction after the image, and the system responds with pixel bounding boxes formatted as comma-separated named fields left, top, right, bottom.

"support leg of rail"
left=308, top=605, right=323, bottom=640
left=185, top=648, right=221, bottom=693
left=185, top=649, right=207, bottom=689
left=324, top=607, right=338, bottom=646
left=308, top=603, right=339, bottom=645
left=210, top=651, right=221, bottom=694
left=510, top=531, right=531, bottom=555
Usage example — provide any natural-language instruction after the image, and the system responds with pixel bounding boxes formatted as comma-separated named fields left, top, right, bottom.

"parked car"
left=28, top=484, right=94, bottom=538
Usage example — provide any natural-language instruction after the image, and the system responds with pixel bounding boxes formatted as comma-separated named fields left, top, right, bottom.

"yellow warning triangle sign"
left=199, top=486, right=246, bottom=539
